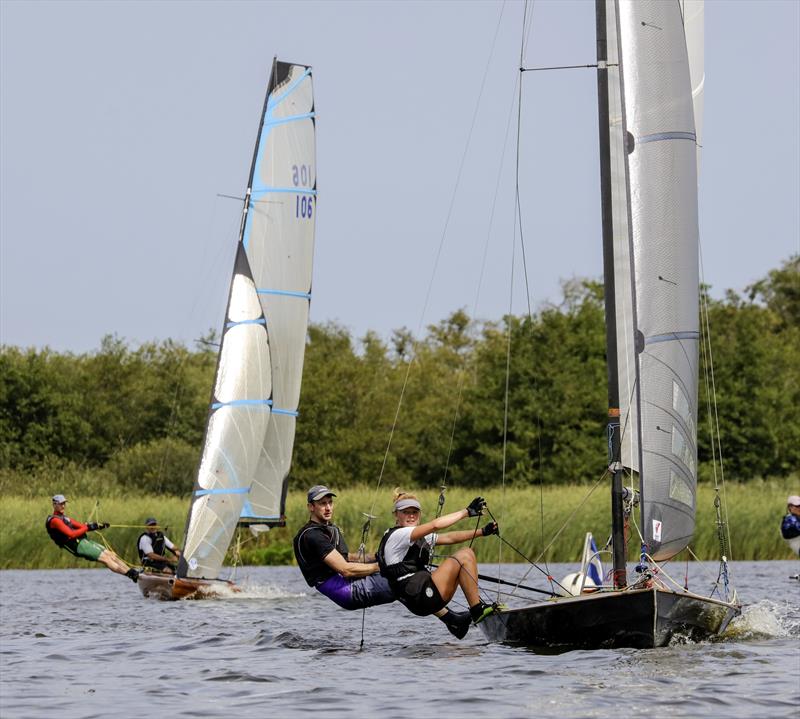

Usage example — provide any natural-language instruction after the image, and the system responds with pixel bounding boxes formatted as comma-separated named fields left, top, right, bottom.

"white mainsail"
left=180, top=60, right=315, bottom=580
left=240, top=61, right=316, bottom=524
left=609, top=0, right=700, bottom=560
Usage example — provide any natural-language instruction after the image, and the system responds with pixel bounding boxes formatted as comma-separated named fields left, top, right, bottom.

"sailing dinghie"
left=139, top=58, right=316, bottom=600
left=479, top=0, right=740, bottom=648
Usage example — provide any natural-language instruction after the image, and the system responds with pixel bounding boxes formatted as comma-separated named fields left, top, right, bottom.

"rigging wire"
left=358, top=2, right=511, bottom=643
left=495, top=0, right=554, bottom=597
left=368, top=0, right=509, bottom=517
left=699, top=249, right=734, bottom=596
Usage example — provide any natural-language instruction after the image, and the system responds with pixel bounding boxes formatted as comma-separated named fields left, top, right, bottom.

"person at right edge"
left=780, top=494, right=800, bottom=557
left=377, top=490, right=499, bottom=640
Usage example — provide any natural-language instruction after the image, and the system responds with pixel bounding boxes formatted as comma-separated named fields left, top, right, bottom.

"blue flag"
left=586, top=535, right=603, bottom=586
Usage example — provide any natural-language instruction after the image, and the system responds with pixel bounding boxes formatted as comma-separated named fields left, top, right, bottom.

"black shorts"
left=397, top=570, right=446, bottom=616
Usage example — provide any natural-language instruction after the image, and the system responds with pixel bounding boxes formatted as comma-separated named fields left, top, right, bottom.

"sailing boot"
left=469, top=601, right=498, bottom=624
left=439, top=609, right=471, bottom=640
left=126, top=568, right=140, bottom=583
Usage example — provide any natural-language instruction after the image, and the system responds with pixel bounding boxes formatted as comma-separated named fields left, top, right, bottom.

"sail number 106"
left=292, top=164, right=313, bottom=219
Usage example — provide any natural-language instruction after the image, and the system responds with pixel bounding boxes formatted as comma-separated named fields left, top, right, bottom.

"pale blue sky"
left=1, top=0, right=798, bottom=353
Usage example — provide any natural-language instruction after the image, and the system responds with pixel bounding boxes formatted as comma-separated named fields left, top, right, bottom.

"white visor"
left=394, top=498, right=421, bottom=512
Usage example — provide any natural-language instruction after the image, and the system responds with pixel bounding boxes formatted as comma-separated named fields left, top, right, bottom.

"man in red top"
left=45, top=494, right=139, bottom=583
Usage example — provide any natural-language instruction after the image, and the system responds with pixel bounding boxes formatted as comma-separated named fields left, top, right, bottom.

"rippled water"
left=1, top=561, right=797, bottom=718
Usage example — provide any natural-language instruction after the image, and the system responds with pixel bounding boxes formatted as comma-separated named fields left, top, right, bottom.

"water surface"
left=1, top=561, right=797, bottom=718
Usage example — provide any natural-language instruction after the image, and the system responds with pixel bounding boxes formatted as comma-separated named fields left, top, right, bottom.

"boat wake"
left=721, top=599, right=799, bottom=640
left=212, top=581, right=306, bottom=601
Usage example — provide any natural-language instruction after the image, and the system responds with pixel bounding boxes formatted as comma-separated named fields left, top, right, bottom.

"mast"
left=595, top=0, right=627, bottom=589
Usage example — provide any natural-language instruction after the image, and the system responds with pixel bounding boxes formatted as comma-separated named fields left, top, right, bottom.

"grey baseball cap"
left=52, top=494, right=67, bottom=503
left=307, top=485, right=336, bottom=503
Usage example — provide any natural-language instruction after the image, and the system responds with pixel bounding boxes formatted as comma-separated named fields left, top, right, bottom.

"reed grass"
left=1, top=479, right=795, bottom=569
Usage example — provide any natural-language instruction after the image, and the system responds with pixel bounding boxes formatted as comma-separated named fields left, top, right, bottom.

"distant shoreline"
left=5, top=481, right=797, bottom=569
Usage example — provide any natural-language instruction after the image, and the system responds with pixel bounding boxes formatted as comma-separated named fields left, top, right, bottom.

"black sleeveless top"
left=293, top=521, right=350, bottom=587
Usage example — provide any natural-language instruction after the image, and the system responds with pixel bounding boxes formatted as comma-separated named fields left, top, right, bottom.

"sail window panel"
left=670, top=422, right=697, bottom=477
left=669, top=469, right=695, bottom=508
left=672, top=379, right=696, bottom=442
left=214, top=323, right=272, bottom=404
left=227, top=273, right=263, bottom=322
left=638, top=348, right=697, bottom=441
left=618, top=0, right=695, bottom=140
left=639, top=352, right=697, bottom=557
left=247, top=414, right=297, bottom=519
left=269, top=65, right=314, bottom=118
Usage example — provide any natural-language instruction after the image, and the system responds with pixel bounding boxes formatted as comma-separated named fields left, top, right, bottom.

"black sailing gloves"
left=86, top=522, right=110, bottom=531
left=466, top=496, right=487, bottom=517
left=482, top=521, right=499, bottom=536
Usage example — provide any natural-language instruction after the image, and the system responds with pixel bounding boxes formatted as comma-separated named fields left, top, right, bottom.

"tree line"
left=1, top=256, right=797, bottom=496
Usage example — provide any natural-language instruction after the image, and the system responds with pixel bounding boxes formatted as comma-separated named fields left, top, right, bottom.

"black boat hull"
left=478, top=587, right=740, bottom=650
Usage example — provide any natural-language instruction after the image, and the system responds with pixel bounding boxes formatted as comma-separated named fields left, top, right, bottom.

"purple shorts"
left=315, top=573, right=395, bottom=610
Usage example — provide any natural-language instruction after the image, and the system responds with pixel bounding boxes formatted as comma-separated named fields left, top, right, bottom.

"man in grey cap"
left=780, top=495, right=800, bottom=557
left=45, top=494, right=139, bottom=582
left=137, top=517, right=182, bottom=574
left=292, top=485, right=395, bottom=610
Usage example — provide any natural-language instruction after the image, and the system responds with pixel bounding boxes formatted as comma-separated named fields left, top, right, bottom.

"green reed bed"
left=1, top=479, right=795, bottom=570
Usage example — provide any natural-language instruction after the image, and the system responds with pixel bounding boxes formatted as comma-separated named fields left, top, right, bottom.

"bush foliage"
left=1, top=256, right=797, bottom=495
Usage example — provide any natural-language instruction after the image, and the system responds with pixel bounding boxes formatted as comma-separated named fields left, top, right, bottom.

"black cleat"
left=126, top=568, right=140, bottom=583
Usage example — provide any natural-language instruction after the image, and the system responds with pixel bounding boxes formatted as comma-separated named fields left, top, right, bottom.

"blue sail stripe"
left=262, top=112, right=315, bottom=128
left=266, top=67, right=312, bottom=111
left=257, top=288, right=311, bottom=299
left=225, top=318, right=266, bottom=328
left=272, top=408, right=299, bottom=417
left=638, top=131, right=696, bottom=144
left=211, top=399, right=272, bottom=409
left=195, top=487, right=251, bottom=497
left=251, top=186, right=316, bottom=196
left=645, top=331, right=700, bottom=345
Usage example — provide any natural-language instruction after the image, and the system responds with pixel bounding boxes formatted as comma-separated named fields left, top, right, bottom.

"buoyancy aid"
left=45, top=514, right=84, bottom=552
left=781, top=513, right=800, bottom=540
left=137, top=531, right=166, bottom=560
left=376, top=526, right=432, bottom=591
left=293, top=522, right=350, bottom=587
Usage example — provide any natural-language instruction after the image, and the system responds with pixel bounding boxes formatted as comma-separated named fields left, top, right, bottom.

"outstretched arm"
left=409, top=509, right=469, bottom=542
left=409, top=497, right=487, bottom=542
left=48, top=517, right=89, bottom=540
left=436, top=521, right=498, bottom=546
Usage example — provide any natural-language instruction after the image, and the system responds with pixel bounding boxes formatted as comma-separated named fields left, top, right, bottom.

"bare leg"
left=431, top=547, right=481, bottom=606
left=97, top=549, right=131, bottom=576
